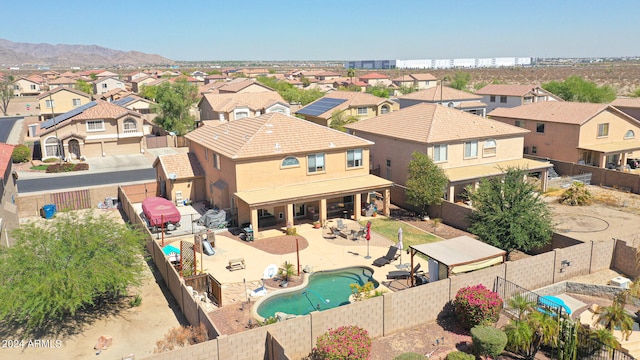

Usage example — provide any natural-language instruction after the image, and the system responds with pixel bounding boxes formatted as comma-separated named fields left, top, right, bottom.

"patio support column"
left=319, top=199, right=327, bottom=226
left=447, top=185, right=455, bottom=203
left=285, top=203, right=294, bottom=227
left=474, top=181, right=480, bottom=190
left=540, top=168, right=549, bottom=192
left=382, top=188, right=390, bottom=216
left=600, top=155, right=607, bottom=168
left=250, top=208, right=259, bottom=237
left=353, top=193, right=361, bottom=221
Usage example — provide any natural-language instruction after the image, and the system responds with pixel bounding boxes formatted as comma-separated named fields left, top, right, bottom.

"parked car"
left=141, top=197, right=182, bottom=233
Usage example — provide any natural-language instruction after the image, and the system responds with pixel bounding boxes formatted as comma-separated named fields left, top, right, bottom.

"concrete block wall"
left=613, top=239, right=639, bottom=277
left=553, top=242, right=592, bottom=283
left=267, top=315, right=312, bottom=359
left=149, top=339, right=220, bottom=360
left=120, top=182, right=158, bottom=203
left=566, top=282, right=623, bottom=300
left=449, top=264, right=506, bottom=300
left=590, top=240, right=615, bottom=272
left=310, top=296, right=385, bottom=341
left=504, top=252, right=555, bottom=291
left=16, top=184, right=118, bottom=218
left=217, top=327, right=270, bottom=360
left=383, top=279, right=450, bottom=334
left=546, top=158, right=640, bottom=194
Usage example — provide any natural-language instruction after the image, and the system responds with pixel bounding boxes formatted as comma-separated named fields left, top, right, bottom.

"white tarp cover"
left=411, top=235, right=505, bottom=275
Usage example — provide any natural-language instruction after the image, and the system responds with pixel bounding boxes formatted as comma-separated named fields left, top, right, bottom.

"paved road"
left=17, top=168, right=156, bottom=193
left=0, top=116, right=22, bottom=143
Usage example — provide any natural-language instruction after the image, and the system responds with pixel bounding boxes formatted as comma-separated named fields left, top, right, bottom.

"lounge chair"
left=372, top=246, right=399, bottom=267
left=386, top=263, right=422, bottom=280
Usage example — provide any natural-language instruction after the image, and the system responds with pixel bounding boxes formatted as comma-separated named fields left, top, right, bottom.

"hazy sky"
left=3, top=0, right=638, bottom=61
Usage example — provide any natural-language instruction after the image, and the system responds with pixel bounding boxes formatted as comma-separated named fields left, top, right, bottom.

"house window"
left=307, top=153, right=325, bottom=173
left=433, top=144, right=448, bottom=162
left=72, top=98, right=82, bottom=106
left=483, top=139, right=497, bottom=157
left=30, top=84, right=36, bottom=90
left=536, top=123, right=545, bottom=133
left=386, top=159, right=391, bottom=180
left=281, top=156, right=299, bottom=168
left=86, top=120, right=105, bottom=132
left=523, top=146, right=529, bottom=154
left=236, top=111, right=249, bottom=120
left=347, top=149, right=363, bottom=168
left=597, top=123, right=609, bottom=137
left=531, top=146, right=537, bottom=154
left=45, top=137, right=61, bottom=158
left=380, top=105, right=390, bottom=114
left=204, top=148, right=208, bottom=160
left=102, top=83, right=108, bottom=89
left=500, top=96, right=507, bottom=103
left=523, top=96, right=533, bottom=104
left=489, top=95, right=496, bottom=102
left=357, top=107, right=367, bottom=116
left=625, top=130, right=635, bottom=139
left=464, top=141, right=478, bottom=158
left=213, top=153, right=220, bottom=170
left=123, top=118, right=137, bottom=133
left=45, top=99, right=55, bottom=108
left=515, top=120, right=525, bottom=128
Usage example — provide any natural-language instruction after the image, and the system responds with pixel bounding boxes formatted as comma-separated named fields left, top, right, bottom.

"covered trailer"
left=196, top=209, right=227, bottom=229
left=142, top=197, right=182, bottom=232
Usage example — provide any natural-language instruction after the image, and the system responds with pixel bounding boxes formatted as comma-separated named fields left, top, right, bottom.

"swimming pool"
left=254, top=266, right=378, bottom=320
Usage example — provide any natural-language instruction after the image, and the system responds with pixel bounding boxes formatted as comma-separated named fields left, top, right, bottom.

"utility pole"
left=48, top=93, right=63, bottom=163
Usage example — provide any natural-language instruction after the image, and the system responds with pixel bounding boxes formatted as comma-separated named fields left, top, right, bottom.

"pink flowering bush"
left=311, top=325, right=371, bottom=360
left=453, top=284, right=503, bottom=329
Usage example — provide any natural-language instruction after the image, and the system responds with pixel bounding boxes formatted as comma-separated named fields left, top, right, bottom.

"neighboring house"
left=345, top=103, right=552, bottom=205
left=358, top=72, right=392, bottom=87
left=0, top=143, right=19, bottom=247
left=37, top=87, right=92, bottom=121
left=198, top=92, right=290, bottom=123
left=131, top=76, right=157, bottom=93
left=38, top=99, right=145, bottom=160
left=112, top=95, right=155, bottom=115
left=153, top=153, right=206, bottom=206
left=296, top=91, right=399, bottom=127
left=204, top=74, right=229, bottom=84
left=96, top=71, right=118, bottom=78
left=234, top=68, right=269, bottom=78
left=12, top=77, right=41, bottom=96
left=48, top=76, right=78, bottom=90
left=93, top=76, right=126, bottom=95
left=314, top=71, right=342, bottom=81
left=475, top=84, right=562, bottom=112
left=611, top=98, right=640, bottom=121
left=41, top=70, right=61, bottom=80
left=217, top=78, right=274, bottom=94
left=184, top=113, right=392, bottom=236
left=397, top=85, right=487, bottom=117
left=126, top=71, right=149, bottom=82
left=98, top=88, right=130, bottom=102
left=489, top=101, right=640, bottom=168
left=392, top=73, right=437, bottom=90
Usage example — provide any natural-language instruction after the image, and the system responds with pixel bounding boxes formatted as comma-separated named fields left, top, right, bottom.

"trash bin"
left=42, top=204, right=57, bottom=219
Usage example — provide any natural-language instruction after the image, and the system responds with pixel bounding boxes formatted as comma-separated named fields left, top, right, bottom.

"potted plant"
left=313, top=221, right=321, bottom=229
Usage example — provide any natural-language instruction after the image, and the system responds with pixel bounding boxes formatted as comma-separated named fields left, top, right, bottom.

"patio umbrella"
left=396, top=227, right=404, bottom=265
left=364, top=221, right=372, bottom=259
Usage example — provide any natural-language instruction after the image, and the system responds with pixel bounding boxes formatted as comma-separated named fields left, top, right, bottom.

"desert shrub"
left=11, top=144, right=31, bottom=163
left=394, top=352, right=426, bottom=360
left=154, top=323, right=208, bottom=353
left=446, top=351, right=475, bottom=360
left=471, top=325, right=507, bottom=358
left=46, top=163, right=89, bottom=173
left=74, top=162, right=89, bottom=171
left=559, top=181, right=593, bottom=206
left=310, top=325, right=371, bottom=360
left=454, top=284, right=503, bottom=329
left=286, top=227, right=297, bottom=236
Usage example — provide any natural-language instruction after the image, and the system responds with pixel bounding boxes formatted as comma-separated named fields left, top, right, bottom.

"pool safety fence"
left=495, top=277, right=565, bottom=318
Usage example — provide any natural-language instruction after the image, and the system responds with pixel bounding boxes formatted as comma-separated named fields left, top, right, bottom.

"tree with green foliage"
left=542, top=76, right=616, bottom=103
left=329, top=110, right=359, bottom=132
left=406, top=151, right=449, bottom=217
left=89, top=73, right=98, bottom=81
left=347, top=68, right=356, bottom=84
left=152, top=78, right=198, bottom=135
left=503, top=297, right=559, bottom=360
left=256, top=76, right=322, bottom=105
left=398, top=85, right=417, bottom=95
left=0, top=211, right=146, bottom=333
left=139, top=84, right=158, bottom=101
left=75, top=79, right=94, bottom=95
left=466, top=167, right=553, bottom=257
left=366, top=84, right=389, bottom=98
left=0, top=75, right=15, bottom=116
left=593, top=295, right=634, bottom=341
left=449, top=72, right=471, bottom=90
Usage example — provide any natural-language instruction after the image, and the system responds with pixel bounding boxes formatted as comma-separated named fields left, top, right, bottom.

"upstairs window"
left=597, top=123, right=609, bottom=137
left=213, top=153, right=220, bottom=170
left=380, top=105, right=390, bottom=114
left=281, top=156, right=299, bottom=168
left=357, top=107, right=367, bottom=115
left=72, top=98, right=82, bottom=106
left=536, top=123, right=545, bottom=133
left=464, top=141, right=478, bottom=158
left=483, top=139, right=497, bottom=157
left=515, top=120, right=525, bottom=128
left=123, top=118, right=137, bottom=133
left=86, top=120, right=105, bottom=132
left=433, top=144, right=448, bottom=162
left=307, top=153, right=325, bottom=173
left=45, top=99, right=55, bottom=108
left=500, top=96, right=507, bottom=103
left=489, top=95, right=496, bottom=102
left=347, top=149, right=363, bottom=168
left=625, top=130, right=635, bottom=139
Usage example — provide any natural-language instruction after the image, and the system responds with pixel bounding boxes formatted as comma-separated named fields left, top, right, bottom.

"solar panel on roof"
left=113, top=97, right=134, bottom=106
left=41, top=101, right=97, bottom=129
left=296, top=98, right=347, bottom=117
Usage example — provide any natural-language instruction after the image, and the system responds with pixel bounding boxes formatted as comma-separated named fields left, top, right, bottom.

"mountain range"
left=0, top=38, right=174, bottom=67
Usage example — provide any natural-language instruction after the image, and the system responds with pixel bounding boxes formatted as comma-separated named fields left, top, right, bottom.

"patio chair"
left=336, top=219, right=347, bottom=230
left=386, top=263, right=422, bottom=280
left=372, top=246, right=399, bottom=267
left=352, top=228, right=365, bottom=241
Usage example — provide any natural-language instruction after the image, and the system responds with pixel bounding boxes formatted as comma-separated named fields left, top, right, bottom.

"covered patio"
left=578, top=141, right=640, bottom=169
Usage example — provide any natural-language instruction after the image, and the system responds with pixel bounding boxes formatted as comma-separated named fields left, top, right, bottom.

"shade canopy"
left=410, top=236, right=505, bottom=275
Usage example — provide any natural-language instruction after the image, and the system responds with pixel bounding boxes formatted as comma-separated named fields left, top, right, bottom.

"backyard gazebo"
left=408, top=236, right=506, bottom=286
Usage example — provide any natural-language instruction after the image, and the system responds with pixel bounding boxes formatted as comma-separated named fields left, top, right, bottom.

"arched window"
left=381, top=105, right=390, bottom=114
left=483, top=139, right=497, bottom=157
left=123, top=118, right=137, bottom=133
left=625, top=130, right=635, bottom=139
left=281, top=156, right=299, bottom=168
left=45, top=137, right=61, bottom=158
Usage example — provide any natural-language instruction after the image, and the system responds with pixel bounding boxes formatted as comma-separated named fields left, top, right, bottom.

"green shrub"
left=471, top=325, right=507, bottom=358
left=43, top=157, right=59, bottom=163
left=454, top=284, right=503, bottom=329
left=11, top=144, right=31, bottom=163
left=559, top=181, right=593, bottom=206
left=286, top=227, right=297, bottom=236
left=446, top=351, right=475, bottom=360
left=394, top=352, right=426, bottom=360
left=129, top=294, right=142, bottom=307
left=46, top=163, right=89, bottom=173
left=310, top=325, right=371, bottom=360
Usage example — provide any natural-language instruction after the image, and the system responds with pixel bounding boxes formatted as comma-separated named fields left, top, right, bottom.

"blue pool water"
left=257, top=266, right=378, bottom=318
left=538, top=295, right=572, bottom=315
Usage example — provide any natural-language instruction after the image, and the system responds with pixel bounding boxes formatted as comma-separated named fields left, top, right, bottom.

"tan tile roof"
left=410, top=73, right=437, bottom=81
left=0, top=143, right=14, bottom=175
left=297, top=91, right=397, bottom=119
left=218, top=79, right=273, bottom=93
left=475, top=84, right=540, bottom=96
left=27, top=74, right=45, bottom=83
left=359, top=72, right=389, bottom=80
left=156, top=153, right=205, bottom=179
left=488, top=101, right=611, bottom=125
left=72, top=99, right=141, bottom=121
left=200, top=92, right=287, bottom=113
left=48, top=76, right=77, bottom=85
left=456, top=101, right=487, bottom=109
left=612, top=98, right=640, bottom=108
left=345, top=103, right=528, bottom=144
left=38, top=86, right=91, bottom=100
left=315, top=71, right=341, bottom=77
left=398, top=85, right=482, bottom=102
left=185, top=112, right=372, bottom=160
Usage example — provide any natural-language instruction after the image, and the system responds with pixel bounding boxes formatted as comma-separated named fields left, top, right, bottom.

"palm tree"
left=347, top=68, right=355, bottom=84
left=593, top=300, right=634, bottom=341
left=508, top=294, right=536, bottom=321
left=504, top=295, right=559, bottom=360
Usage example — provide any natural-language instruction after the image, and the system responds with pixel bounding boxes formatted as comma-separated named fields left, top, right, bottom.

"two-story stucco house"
left=392, top=73, right=437, bottom=90
left=12, top=77, right=41, bottom=96
left=397, top=85, right=487, bottom=117
left=476, top=84, right=562, bottom=113
left=93, top=76, right=126, bottom=95
left=198, top=92, right=290, bottom=124
left=296, top=91, right=399, bottom=127
left=489, top=102, right=640, bottom=169
left=37, top=87, right=92, bottom=121
left=184, top=113, right=392, bottom=236
left=48, top=76, right=78, bottom=90
left=358, top=72, right=392, bottom=87
left=611, top=98, right=640, bottom=121
left=346, top=103, right=552, bottom=206
left=38, top=99, right=145, bottom=160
